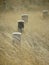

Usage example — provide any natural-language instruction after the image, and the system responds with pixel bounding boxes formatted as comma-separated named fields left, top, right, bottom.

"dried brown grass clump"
left=0, top=10, right=49, bottom=65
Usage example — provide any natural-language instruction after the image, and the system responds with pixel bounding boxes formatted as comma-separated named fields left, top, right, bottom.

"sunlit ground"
left=0, top=7, right=49, bottom=65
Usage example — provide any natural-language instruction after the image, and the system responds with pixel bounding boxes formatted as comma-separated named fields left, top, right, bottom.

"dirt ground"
left=0, top=8, right=49, bottom=65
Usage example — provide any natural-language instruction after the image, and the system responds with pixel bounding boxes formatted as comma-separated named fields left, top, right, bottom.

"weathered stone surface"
left=12, top=32, right=21, bottom=45
left=18, top=20, right=24, bottom=32
left=21, top=14, right=28, bottom=23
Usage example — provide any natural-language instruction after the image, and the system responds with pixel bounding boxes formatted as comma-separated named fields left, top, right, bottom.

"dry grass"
left=0, top=9, right=49, bottom=65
